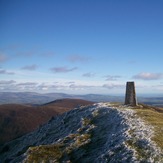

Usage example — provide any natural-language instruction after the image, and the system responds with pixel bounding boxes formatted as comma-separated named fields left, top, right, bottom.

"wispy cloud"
left=0, top=81, right=38, bottom=91
left=37, top=83, right=68, bottom=91
left=21, top=64, right=38, bottom=71
left=0, top=80, right=126, bottom=93
left=83, top=72, right=95, bottom=77
left=50, top=66, right=77, bottom=73
left=0, top=80, right=16, bottom=84
left=66, top=81, right=76, bottom=84
left=0, top=81, right=68, bottom=92
left=105, top=75, right=121, bottom=81
left=133, top=72, right=163, bottom=80
left=17, top=82, right=38, bottom=86
left=16, top=82, right=38, bottom=90
left=69, top=84, right=96, bottom=90
left=68, top=54, right=90, bottom=63
left=0, top=80, right=16, bottom=91
left=103, top=83, right=124, bottom=89
left=0, top=69, right=15, bottom=75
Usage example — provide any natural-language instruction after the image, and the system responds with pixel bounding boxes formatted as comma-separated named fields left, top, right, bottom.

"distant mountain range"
left=0, top=92, right=163, bottom=107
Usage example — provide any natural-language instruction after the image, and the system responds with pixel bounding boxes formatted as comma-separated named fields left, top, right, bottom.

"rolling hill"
left=0, top=99, right=94, bottom=145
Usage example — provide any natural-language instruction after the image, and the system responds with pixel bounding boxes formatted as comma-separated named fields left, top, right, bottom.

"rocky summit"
left=0, top=103, right=162, bottom=163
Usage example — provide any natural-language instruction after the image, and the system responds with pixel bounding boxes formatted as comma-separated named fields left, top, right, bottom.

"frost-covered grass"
left=105, top=102, right=163, bottom=151
left=114, top=106, right=162, bottom=162
left=24, top=133, right=92, bottom=162
left=134, top=106, right=163, bottom=150
left=24, top=115, right=93, bottom=162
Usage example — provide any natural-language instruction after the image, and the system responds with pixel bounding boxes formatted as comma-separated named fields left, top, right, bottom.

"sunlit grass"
left=24, top=144, right=64, bottom=163
left=25, top=133, right=91, bottom=163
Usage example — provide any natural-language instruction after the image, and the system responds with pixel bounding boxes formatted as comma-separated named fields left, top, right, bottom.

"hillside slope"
left=0, top=99, right=94, bottom=145
left=0, top=103, right=162, bottom=163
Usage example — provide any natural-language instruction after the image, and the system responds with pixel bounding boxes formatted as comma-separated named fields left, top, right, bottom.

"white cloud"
left=133, top=72, right=163, bottom=80
left=37, top=83, right=67, bottom=91
left=69, top=84, right=96, bottom=90
left=0, top=80, right=16, bottom=84
left=0, top=80, right=16, bottom=90
left=15, top=82, right=38, bottom=91
left=103, top=83, right=124, bottom=89
left=2, top=79, right=158, bottom=94
left=0, top=80, right=100, bottom=92
left=0, top=69, right=15, bottom=75
left=17, top=82, right=38, bottom=86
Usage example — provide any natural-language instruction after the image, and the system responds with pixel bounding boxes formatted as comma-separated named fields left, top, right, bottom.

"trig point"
left=125, top=81, right=137, bottom=106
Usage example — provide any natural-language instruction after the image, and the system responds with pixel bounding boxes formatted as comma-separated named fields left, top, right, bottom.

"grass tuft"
left=24, top=144, right=64, bottom=163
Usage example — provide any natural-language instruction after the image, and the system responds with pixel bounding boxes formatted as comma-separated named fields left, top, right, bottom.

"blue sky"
left=0, top=0, right=163, bottom=95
